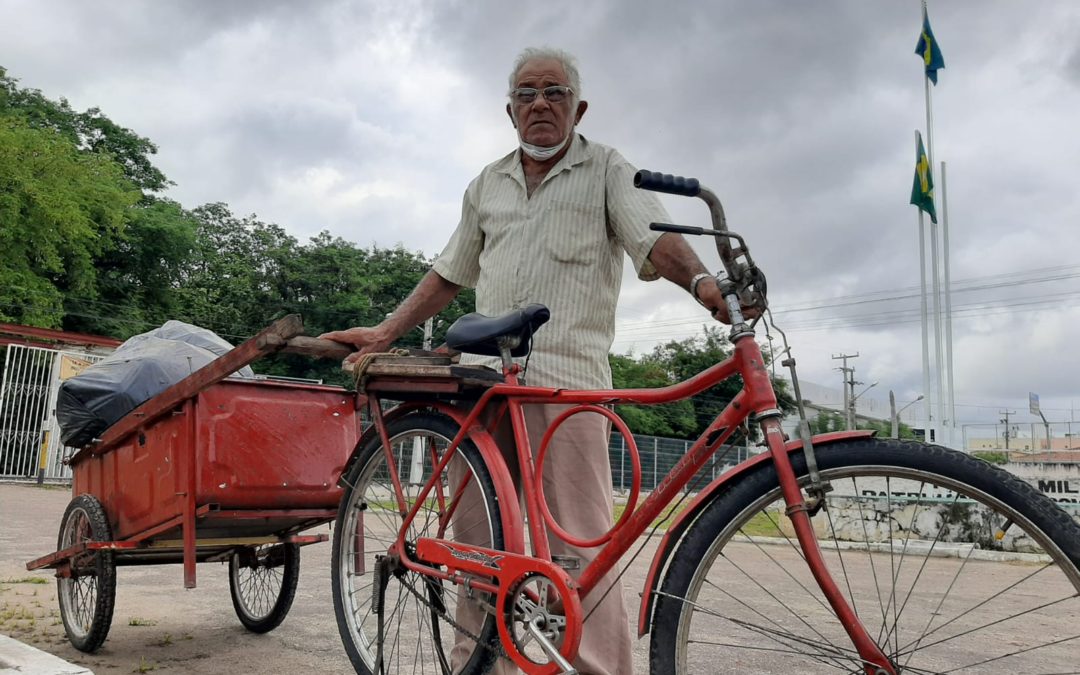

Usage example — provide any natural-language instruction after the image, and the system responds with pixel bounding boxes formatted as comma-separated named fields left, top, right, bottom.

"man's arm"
left=319, top=270, right=462, bottom=364
left=647, top=232, right=738, bottom=324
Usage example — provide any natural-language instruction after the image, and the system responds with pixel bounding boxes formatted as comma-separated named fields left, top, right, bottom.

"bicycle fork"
left=761, top=418, right=895, bottom=675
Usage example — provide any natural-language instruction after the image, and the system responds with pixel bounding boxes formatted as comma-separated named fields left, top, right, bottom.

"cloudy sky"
left=3, top=0, right=1079, bottom=434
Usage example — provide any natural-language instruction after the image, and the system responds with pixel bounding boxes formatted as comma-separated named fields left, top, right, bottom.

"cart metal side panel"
left=73, top=401, right=192, bottom=539
left=195, top=380, right=355, bottom=509
left=70, top=380, right=358, bottom=542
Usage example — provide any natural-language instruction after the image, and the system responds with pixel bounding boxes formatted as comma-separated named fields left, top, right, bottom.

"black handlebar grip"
left=634, top=170, right=701, bottom=197
left=649, top=223, right=707, bottom=236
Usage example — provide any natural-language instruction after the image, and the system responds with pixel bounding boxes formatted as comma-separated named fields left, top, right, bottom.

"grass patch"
left=1, top=576, right=48, bottom=585
left=133, top=657, right=157, bottom=673
left=612, top=498, right=691, bottom=529
left=128, top=617, right=158, bottom=627
left=738, top=510, right=787, bottom=537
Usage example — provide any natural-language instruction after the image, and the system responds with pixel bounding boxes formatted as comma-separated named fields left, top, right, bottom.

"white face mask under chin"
left=519, top=132, right=570, bottom=161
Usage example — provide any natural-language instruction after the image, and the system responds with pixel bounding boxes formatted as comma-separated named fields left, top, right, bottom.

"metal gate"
left=0, top=345, right=105, bottom=482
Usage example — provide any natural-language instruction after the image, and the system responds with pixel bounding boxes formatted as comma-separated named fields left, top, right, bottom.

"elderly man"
left=323, top=47, right=731, bottom=674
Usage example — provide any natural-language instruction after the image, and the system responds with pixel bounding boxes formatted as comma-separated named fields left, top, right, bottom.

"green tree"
left=65, top=198, right=199, bottom=338
left=0, top=115, right=139, bottom=327
left=0, top=67, right=169, bottom=194
left=610, top=327, right=795, bottom=439
left=811, top=410, right=846, bottom=434
left=608, top=353, right=696, bottom=437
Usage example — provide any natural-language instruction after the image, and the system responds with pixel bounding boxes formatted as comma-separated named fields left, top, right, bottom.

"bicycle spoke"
left=686, top=584, right=852, bottom=671
left=938, top=632, right=1080, bottom=674
left=896, top=563, right=1058, bottom=652
left=823, top=500, right=859, bottom=622
left=692, top=553, right=852, bottom=670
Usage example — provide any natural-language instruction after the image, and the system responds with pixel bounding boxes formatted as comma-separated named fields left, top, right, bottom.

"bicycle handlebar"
left=633, top=170, right=701, bottom=197
left=636, top=169, right=767, bottom=316
left=648, top=223, right=711, bottom=236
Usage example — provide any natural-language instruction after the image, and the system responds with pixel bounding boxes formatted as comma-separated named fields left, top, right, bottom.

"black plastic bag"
left=56, top=321, right=253, bottom=448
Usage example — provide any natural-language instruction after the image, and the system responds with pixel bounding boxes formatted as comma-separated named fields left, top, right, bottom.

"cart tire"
left=228, top=542, right=300, bottom=633
left=57, top=494, right=116, bottom=653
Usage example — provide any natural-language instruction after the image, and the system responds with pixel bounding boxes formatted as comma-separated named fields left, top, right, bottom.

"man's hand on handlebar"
left=318, top=325, right=394, bottom=366
left=697, top=277, right=761, bottom=325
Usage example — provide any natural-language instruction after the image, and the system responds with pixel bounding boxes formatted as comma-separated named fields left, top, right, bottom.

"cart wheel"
left=228, top=542, right=300, bottom=633
left=57, top=494, right=116, bottom=653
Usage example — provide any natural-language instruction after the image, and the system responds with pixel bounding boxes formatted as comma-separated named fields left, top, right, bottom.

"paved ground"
left=4, top=481, right=1078, bottom=674
left=0, top=483, right=659, bottom=674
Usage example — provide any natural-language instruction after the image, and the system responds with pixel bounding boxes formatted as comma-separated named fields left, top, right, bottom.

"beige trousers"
left=451, top=404, right=633, bottom=675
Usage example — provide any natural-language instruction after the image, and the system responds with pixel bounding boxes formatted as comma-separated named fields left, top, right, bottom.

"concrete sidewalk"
left=0, top=633, right=92, bottom=674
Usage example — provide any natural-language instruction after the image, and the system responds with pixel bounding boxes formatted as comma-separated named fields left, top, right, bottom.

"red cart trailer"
left=26, top=316, right=359, bottom=652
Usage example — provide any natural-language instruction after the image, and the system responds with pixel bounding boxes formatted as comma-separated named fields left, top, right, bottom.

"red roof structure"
left=0, top=323, right=121, bottom=350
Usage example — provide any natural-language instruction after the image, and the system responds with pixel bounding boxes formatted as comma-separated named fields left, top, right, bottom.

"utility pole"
left=833, top=353, right=859, bottom=430
left=1000, top=409, right=1016, bottom=451
left=422, top=316, right=434, bottom=351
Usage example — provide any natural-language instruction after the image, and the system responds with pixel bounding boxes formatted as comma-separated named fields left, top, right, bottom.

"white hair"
left=508, top=47, right=582, bottom=101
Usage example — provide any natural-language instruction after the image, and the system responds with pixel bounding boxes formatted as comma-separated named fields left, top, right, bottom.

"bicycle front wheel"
left=332, top=411, right=505, bottom=675
left=650, top=438, right=1080, bottom=674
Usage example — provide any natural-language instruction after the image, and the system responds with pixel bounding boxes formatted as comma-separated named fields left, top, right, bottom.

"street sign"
left=1029, top=392, right=1040, bottom=415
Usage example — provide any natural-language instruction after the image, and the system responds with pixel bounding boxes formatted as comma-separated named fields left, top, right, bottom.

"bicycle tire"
left=332, top=411, right=505, bottom=675
left=228, top=542, right=300, bottom=633
left=57, top=493, right=116, bottom=653
left=650, top=437, right=1080, bottom=674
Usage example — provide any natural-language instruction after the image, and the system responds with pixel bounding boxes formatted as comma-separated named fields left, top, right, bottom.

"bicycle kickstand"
left=372, top=555, right=391, bottom=675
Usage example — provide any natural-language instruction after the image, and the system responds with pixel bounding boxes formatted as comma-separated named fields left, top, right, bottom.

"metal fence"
left=0, top=345, right=106, bottom=482
left=608, top=433, right=757, bottom=494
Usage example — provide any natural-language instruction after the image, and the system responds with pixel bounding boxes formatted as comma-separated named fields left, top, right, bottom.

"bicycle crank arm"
left=527, top=619, right=578, bottom=674
left=415, top=538, right=584, bottom=674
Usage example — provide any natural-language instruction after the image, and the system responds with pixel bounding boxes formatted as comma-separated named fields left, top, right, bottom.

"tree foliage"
left=0, top=115, right=140, bottom=327
left=611, top=327, right=796, bottom=440
left=1, top=67, right=169, bottom=194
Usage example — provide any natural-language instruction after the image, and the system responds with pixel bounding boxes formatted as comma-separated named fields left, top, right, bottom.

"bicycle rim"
left=333, top=413, right=504, bottom=675
left=656, top=439, right=1080, bottom=674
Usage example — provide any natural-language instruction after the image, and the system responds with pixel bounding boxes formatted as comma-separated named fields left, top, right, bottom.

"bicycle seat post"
left=495, top=335, right=520, bottom=377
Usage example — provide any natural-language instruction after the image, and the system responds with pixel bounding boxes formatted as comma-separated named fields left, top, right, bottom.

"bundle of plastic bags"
left=56, top=321, right=253, bottom=448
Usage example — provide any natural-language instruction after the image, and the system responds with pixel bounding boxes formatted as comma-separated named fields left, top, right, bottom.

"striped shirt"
left=433, top=134, right=669, bottom=389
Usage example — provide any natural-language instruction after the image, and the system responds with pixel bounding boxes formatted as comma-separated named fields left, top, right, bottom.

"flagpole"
left=941, top=160, right=956, bottom=443
left=921, top=0, right=945, bottom=445
left=916, top=132, right=933, bottom=431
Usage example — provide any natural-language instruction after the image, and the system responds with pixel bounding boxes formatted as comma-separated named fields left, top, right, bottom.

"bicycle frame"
left=365, top=326, right=895, bottom=673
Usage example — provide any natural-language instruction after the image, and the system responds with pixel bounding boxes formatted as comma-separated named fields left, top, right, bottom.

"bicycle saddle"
left=444, top=304, right=550, bottom=357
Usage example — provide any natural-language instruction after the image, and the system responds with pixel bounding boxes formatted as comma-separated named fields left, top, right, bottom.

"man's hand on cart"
left=318, top=326, right=394, bottom=366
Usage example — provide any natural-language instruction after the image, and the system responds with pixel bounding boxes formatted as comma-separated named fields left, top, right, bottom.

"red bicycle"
left=330, top=170, right=1080, bottom=674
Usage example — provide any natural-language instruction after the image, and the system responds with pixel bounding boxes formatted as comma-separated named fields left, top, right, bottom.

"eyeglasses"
left=509, top=85, right=574, bottom=106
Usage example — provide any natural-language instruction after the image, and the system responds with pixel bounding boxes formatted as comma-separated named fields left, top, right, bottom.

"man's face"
left=508, top=58, right=586, bottom=147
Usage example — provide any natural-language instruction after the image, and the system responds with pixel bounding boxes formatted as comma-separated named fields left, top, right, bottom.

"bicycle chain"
left=394, top=572, right=514, bottom=665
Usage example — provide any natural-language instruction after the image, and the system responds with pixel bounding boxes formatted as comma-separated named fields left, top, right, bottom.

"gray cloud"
left=3, top=0, right=1078, bottom=424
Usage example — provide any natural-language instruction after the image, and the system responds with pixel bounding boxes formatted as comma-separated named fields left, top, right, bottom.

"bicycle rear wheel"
left=332, top=411, right=505, bottom=675
left=650, top=438, right=1080, bottom=674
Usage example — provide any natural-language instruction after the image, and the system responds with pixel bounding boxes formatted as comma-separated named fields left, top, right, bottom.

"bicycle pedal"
left=551, top=555, right=580, bottom=571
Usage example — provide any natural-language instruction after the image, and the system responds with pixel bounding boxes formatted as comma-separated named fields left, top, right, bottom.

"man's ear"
left=506, top=103, right=517, bottom=128
left=574, top=100, right=588, bottom=125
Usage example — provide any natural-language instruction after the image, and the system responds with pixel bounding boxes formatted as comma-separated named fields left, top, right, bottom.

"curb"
left=0, top=634, right=93, bottom=675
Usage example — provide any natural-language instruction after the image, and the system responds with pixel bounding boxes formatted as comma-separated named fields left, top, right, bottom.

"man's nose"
left=530, top=94, right=552, bottom=112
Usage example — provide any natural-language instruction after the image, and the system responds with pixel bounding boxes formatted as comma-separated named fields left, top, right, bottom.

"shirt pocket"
left=543, top=199, right=607, bottom=265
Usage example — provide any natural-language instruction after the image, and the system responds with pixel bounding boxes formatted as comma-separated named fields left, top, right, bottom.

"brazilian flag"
left=910, top=131, right=936, bottom=223
left=915, top=7, right=945, bottom=84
